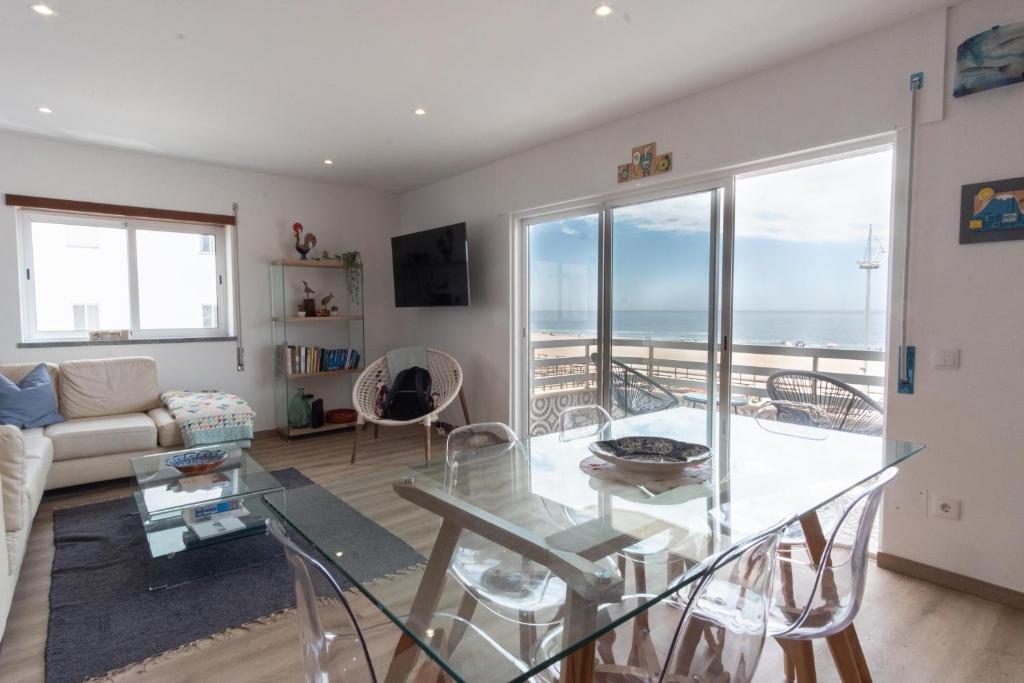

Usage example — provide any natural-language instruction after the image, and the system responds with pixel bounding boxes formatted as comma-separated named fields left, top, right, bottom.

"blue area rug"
left=45, top=468, right=423, bottom=683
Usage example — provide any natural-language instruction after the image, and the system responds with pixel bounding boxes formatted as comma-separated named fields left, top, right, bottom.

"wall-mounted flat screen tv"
left=391, top=223, right=470, bottom=307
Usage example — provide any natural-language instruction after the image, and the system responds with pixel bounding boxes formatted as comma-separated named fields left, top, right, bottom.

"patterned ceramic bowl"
left=588, top=437, right=710, bottom=475
left=165, top=449, right=229, bottom=475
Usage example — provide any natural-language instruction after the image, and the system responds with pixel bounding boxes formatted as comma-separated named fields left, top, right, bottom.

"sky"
left=529, top=148, right=893, bottom=314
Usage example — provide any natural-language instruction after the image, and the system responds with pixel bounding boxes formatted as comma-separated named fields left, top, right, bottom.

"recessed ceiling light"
left=29, top=4, right=56, bottom=16
left=323, top=159, right=334, bottom=165
left=37, top=106, right=53, bottom=114
left=593, top=3, right=613, bottom=17
left=413, top=107, right=427, bottom=117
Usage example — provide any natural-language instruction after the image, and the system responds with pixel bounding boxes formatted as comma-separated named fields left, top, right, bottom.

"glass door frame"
left=513, top=201, right=606, bottom=437
left=512, top=176, right=737, bottom=455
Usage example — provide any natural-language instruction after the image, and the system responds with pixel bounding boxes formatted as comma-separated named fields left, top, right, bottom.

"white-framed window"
left=18, top=211, right=230, bottom=341
left=71, top=303, right=100, bottom=330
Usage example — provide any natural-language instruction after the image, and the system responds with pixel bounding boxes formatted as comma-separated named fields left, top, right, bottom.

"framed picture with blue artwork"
left=960, top=176, right=1024, bottom=244
left=953, top=22, right=1024, bottom=98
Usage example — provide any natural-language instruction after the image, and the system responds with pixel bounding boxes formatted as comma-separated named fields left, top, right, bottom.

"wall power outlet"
left=929, top=496, right=961, bottom=521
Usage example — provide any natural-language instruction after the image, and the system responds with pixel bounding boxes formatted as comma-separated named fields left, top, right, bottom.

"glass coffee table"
left=130, top=445, right=285, bottom=590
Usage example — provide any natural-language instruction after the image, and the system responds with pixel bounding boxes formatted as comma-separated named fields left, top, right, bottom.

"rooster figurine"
left=292, top=222, right=317, bottom=260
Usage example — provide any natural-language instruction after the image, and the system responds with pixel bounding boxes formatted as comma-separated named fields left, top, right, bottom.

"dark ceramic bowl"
left=165, top=449, right=229, bottom=475
left=588, top=437, right=711, bottom=474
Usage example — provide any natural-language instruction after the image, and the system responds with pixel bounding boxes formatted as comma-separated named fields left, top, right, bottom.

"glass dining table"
left=271, top=406, right=925, bottom=683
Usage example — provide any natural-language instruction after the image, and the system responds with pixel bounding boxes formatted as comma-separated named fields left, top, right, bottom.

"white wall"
left=394, top=0, right=1024, bottom=593
left=883, top=0, right=1024, bottom=593
left=0, top=131, right=399, bottom=430
left=393, top=6, right=947, bottom=423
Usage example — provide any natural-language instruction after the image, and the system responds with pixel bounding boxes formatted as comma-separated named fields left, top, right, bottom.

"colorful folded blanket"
left=161, top=390, right=255, bottom=449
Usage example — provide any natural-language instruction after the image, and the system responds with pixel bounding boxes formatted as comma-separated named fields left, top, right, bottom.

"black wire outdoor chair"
left=765, top=370, right=883, bottom=436
left=590, top=353, right=680, bottom=417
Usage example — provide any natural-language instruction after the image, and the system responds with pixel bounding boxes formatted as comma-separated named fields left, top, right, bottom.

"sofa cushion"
left=0, top=363, right=64, bottom=429
left=0, top=362, right=59, bottom=402
left=22, top=433, right=52, bottom=520
left=45, top=414, right=157, bottom=461
left=147, top=408, right=183, bottom=448
left=0, top=426, right=49, bottom=538
left=59, top=357, right=160, bottom=419
left=0, top=426, right=26, bottom=533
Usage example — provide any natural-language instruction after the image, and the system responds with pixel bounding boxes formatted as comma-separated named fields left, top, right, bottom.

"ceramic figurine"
left=292, top=222, right=317, bottom=260
left=301, top=281, right=317, bottom=316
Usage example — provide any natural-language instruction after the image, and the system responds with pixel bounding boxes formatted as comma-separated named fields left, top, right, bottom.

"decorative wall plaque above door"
left=617, top=142, right=673, bottom=183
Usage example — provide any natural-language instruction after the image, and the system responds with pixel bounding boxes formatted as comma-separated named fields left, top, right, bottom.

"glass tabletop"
left=272, top=407, right=925, bottom=683
left=131, top=445, right=282, bottom=517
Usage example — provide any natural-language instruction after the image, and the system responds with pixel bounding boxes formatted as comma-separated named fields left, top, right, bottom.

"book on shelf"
left=190, top=515, right=247, bottom=540
left=277, top=345, right=361, bottom=376
left=183, top=499, right=249, bottom=526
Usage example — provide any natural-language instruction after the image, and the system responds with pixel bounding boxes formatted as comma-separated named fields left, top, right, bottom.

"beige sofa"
left=0, top=356, right=182, bottom=636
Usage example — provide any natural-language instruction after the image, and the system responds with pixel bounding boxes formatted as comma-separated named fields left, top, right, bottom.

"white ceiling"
left=0, top=0, right=950, bottom=194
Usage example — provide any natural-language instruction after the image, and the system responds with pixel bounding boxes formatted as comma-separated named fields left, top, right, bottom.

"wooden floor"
left=0, top=427, right=1022, bottom=683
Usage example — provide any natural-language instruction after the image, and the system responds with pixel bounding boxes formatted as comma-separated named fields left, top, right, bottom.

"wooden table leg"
left=561, top=641, right=596, bottom=683
left=560, top=590, right=599, bottom=683
left=778, top=638, right=818, bottom=683
left=799, top=512, right=869, bottom=683
left=384, top=520, right=461, bottom=683
left=846, top=627, right=873, bottom=683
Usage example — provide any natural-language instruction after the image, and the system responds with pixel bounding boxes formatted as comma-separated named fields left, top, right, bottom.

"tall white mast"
left=856, top=225, right=884, bottom=350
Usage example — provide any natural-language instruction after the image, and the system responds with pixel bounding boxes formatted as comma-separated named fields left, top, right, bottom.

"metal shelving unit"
left=270, top=259, right=364, bottom=439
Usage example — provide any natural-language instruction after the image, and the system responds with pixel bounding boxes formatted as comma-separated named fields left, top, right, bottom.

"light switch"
left=932, top=349, right=960, bottom=369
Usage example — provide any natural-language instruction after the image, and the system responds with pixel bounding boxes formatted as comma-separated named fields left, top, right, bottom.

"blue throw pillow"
left=0, top=363, right=65, bottom=429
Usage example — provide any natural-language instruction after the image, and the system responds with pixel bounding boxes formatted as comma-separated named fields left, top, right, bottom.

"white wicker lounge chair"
left=351, top=348, right=470, bottom=465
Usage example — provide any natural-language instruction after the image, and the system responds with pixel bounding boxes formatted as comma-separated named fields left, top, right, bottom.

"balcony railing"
left=529, top=336, right=884, bottom=434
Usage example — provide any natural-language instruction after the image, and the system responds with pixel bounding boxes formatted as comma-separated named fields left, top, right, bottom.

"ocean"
left=531, top=310, right=887, bottom=350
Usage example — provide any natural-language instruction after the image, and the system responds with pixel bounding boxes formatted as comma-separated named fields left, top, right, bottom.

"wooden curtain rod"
left=4, top=194, right=236, bottom=226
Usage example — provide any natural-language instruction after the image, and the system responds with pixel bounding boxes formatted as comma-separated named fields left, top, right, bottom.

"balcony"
left=529, top=336, right=884, bottom=435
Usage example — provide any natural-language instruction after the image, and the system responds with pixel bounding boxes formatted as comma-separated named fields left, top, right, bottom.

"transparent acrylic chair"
left=444, top=422, right=580, bottom=658
left=532, top=519, right=790, bottom=683
left=266, top=517, right=378, bottom=682
left=269, top=516, right=544, bottom=682
left=444, top=421, right=519, bottom=489
left=557, top=403, right=676, bottom=611
left=768, top=468, right=899, bottom=682
left=558, top=404, right=612, bottom=442
left=754, top=400, right=832, bottom=441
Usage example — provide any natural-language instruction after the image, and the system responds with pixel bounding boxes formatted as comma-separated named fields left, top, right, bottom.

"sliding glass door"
left=729, top=148, right=893, bottom=423
left=523, top=185, right=726, bottom=441
left=525, top=211, right=603, bottom=436
left=607, top=190, right=722, bottom=445
left=518, top=143, right=897, bottom=523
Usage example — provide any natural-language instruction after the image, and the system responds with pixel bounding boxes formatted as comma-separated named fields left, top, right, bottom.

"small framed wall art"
left=953, top=22, right=1024, bottom=98
left=617, top=142, right=672, bottom=183
left=960, top=176, right=1024, bottom=244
